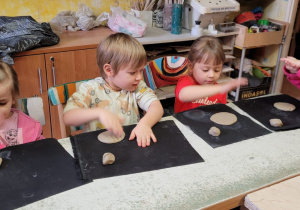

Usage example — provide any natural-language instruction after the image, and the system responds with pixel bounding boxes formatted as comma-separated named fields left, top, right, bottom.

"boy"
left=63, top=33, right=164, bottom=147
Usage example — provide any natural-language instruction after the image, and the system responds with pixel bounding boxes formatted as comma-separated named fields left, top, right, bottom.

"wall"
left=0, top=0, right=132, bottom=22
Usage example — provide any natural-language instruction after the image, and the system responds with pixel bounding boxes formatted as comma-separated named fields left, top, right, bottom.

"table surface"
left=18, top=100, right=300, bottom=210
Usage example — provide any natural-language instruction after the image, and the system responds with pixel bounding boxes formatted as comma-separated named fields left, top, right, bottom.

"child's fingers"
left=150, top=133, right=157, bottom=143
left=129, top=131, right=136, bottom=140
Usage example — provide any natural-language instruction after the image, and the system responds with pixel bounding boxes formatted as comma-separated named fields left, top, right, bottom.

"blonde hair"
left=96, top=33, right=147, bottom=78
left=187, top=36, right=225, bottom=70
left=0, top=61, right=19, bottom=108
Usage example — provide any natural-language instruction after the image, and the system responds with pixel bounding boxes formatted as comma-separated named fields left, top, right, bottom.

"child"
left=280, top=56, right=300, bottom=89
left=0, top=61, right=44, bottom=149
left=63, top=33, right=164, bottom=148
left=175, top=36, right=248, bottom=113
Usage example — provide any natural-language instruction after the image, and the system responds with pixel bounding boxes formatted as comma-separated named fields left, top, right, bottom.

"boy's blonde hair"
left=187, top=36, right=225, bottom=70
left=96, top=33, right=147, bottom=78
left=0, top=61, right=19, bottom=108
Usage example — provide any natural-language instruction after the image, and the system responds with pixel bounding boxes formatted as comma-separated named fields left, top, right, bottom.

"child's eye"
left=202, top=69, right=209, bottom=72
left=215, top=69, right=221, bottom=72
left=0, top=102, right=7, bottom=106
left=129, top=72, right=135, bottom=75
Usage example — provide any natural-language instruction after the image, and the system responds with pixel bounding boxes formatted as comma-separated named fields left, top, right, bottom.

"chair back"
left=143, top=56, right=189, bottom=90
left=48, top=79, right=90, bottom=138
left=18, top=96, right=45, bottom=126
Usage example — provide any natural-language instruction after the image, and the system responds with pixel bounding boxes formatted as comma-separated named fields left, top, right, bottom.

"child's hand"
left=98, top=109, right=124, bottom=138
left=221, top=77, right=248, bottom=93
left=280, top=57, right=300, bottom=74
left=129, top=122, right=157, bottom=147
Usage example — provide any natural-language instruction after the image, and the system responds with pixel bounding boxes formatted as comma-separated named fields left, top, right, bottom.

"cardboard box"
left=234, top=21, right=285, bottom=48
left=230, top=76, right=271, bottom=100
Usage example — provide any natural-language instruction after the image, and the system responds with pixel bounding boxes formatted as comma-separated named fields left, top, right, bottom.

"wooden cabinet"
left=13, top=55, right=52, bottom=138
left=44, top=49, right=100, bottom=138
left=45, top=49, right=99, bottom=86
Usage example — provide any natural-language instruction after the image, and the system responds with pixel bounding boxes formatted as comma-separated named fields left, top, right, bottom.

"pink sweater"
left=284, top=66, right=300, bottom=89
left=0, top=109, right=45, bottom=149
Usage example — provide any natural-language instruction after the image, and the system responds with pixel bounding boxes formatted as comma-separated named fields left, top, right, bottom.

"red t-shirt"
left=174, top=75, right=227, bottom=113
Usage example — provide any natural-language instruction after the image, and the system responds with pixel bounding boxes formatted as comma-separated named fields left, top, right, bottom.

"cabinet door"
left=45, top=48, right=99, bottom=86
left=45, top=49, right=99, bottom=139
left=13, top=54, right=52, bottom=138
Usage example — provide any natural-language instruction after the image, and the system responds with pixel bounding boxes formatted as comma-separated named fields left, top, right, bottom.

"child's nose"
left=136, top=71, right=142, bottom=80
left=208, top=70, right=215, bottom=77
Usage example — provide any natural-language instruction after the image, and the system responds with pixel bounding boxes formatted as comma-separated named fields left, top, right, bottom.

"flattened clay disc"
left=274, top=102, right=296, bottom=111
left=210, top=112, right=237, bottom=125
left=98, top=130, right=125, bottom=144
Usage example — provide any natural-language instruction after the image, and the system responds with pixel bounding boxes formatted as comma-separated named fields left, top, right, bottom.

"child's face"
left=109, top=64, right=145, bottom=92
left=0, top=82, right=14, bottom=125
left=191, top=59, right=223, bottom=85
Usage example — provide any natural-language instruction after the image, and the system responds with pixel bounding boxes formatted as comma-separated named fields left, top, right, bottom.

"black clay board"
left=233, top=94, right=300, bottom=131
left=0, top=138, right=88, bottom=210
left=174, top=104, right=271, bottom=148
left=71, top=120, right=204, bottom=180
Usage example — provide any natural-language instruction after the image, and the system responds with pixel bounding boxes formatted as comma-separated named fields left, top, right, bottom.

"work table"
left=18, top=100, right=300, bottom=210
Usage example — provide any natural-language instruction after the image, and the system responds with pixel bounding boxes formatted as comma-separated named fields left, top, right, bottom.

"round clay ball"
left=102, top=152, right=115, bottom=165
left=0, top=157, right=2, bottom=166
left=209, top=126, right=221, bottom=137
left=269, top=119, right=283, bottom=127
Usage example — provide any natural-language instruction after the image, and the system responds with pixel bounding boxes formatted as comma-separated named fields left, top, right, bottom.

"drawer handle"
left=38, top=68, right=43, bottom=94
left=50, top=56, right=56, bottom=86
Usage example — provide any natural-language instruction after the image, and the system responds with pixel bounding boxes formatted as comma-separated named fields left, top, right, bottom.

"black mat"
left=233, top=94, right=300, bottom=131
left=71, top=120, right=204, bottom=180
left=0, top=138, right=88, bottom=210
left=173, top=104, right=271, bottom=148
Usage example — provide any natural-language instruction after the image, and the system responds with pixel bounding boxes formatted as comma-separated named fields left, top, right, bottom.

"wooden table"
left=19, top=101, right=300, bottom=210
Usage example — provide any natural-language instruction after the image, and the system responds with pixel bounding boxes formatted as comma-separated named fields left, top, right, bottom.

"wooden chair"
left=48, top=79, right=90, bottom=138
left=18, top=96, right=45, bottom=126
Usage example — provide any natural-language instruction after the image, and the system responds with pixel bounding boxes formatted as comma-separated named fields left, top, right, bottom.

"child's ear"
left=103, top=64, right=114, bottom=77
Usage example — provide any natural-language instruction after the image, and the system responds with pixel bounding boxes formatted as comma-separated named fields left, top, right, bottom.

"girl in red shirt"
left=175, top=36, right=248, bottom=113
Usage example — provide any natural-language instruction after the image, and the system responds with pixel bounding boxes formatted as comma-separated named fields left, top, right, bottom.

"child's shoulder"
left=11, top=108, right=40, bottom=125
left=77, top=77, right=106, bottom=89
left=178, top=75, right=195, bottom=84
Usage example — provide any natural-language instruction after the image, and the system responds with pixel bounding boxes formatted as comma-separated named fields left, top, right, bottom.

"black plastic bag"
left=0, top=16, right=60, bottom=64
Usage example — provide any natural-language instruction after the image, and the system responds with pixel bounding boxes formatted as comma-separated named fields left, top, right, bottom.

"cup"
left=163, top=4, right=173, bottom=31
left=171, top=4, right=183, bottom=35
left=155, top=9, right=163, bottom=28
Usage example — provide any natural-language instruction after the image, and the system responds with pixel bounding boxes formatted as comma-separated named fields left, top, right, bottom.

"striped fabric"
left=48, top=80, right=90, bottom=106
left=143, top=56, right=188, bottom=89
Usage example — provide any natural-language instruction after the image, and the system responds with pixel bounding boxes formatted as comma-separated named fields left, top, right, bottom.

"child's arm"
left=280, top=56, right=300, bottom=74
left=179, top=78, right=248, bottom=102
left=64, top=108, right=124, bottom=137
left=129, top=100, right=164, bottom=147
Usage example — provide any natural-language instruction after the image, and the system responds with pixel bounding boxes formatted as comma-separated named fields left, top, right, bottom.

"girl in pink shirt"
left=0, top=61, right=44, bottom=150
left=280, top=56, right=300, bottom=89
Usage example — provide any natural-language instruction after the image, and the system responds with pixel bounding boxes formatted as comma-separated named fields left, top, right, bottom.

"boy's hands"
left=280, top=56, right=300, bottom=74
left=98, top=109, right=124, bottom=138
left=221, top=77, right=248, bottom=93
left=129, top=122, right=157, bottom=147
